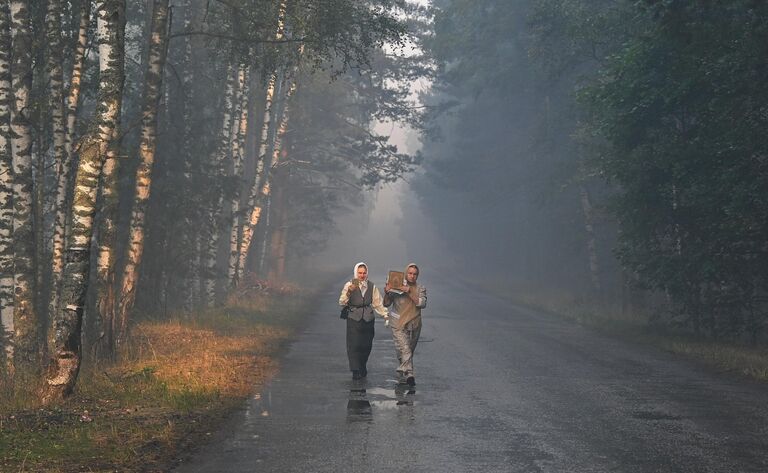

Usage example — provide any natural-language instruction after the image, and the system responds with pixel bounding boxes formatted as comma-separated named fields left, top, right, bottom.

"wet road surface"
left=174, top=276, right=768, bottom=472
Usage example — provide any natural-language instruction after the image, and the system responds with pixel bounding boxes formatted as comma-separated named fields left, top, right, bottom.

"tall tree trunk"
left=117, top=0, right=169, bottom=341
left=204, top=60, right=239, bottom=306
left=93, top=125, right=121, bottom=358
left=226, top=63, right=251, bottom=286
left=180, top=0, right=198, bottom=310
left=10, top=0, right=40, bottom=376
left=65, top=0, right=90, bottom=162
left=234, top=75, right=277, bottom=284
left=267, top=168, right=287, bottom=281
left=51, top=0, right=89, bottom=322
left=43, top=0, right=125, bottom=404
left=0, top=0, right=14, bottom=370
left=237, top=76, right=296, bottom=282
left=46, top=0, right=66, bottom=279
left=93, top=0, right=127, bottom=358
left=230, top=0, right=287, bottom=287
left=578, top=182, right=601, bottom=292
left=256, top=194, right=271, bottom=275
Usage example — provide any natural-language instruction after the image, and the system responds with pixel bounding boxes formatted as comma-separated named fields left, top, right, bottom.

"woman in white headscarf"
left=339, top=262, right=388, bottom=380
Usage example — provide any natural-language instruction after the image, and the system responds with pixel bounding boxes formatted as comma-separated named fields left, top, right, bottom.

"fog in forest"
left=314, top=0, right=768, bottom=347
left=308, top=123, right=451, bottom=284
left=4, top=0, right=768, bottom=414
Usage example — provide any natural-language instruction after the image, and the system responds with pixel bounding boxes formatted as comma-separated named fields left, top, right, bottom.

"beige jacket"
left=383, top=284, right=427, bottom=328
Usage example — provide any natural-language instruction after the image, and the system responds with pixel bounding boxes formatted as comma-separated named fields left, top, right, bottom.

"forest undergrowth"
left=0, top=284, right=310, bottom=473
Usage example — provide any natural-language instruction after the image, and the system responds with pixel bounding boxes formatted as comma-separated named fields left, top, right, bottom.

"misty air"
left=2, top=1, right=768, bottom=472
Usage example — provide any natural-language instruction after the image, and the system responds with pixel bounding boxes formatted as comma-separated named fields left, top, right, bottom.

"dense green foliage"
left=418, top=0, right=768, bottom=340
left=583, top=1, right=768, bottom=337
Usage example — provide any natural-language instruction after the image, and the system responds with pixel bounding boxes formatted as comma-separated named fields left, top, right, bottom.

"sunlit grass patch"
left=0, top=290, right=313, bottom=472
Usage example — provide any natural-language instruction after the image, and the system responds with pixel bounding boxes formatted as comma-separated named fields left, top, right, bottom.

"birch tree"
left=45, top=0, right=66, bottom=272
left=93, top=125, right=121, bottom=357
left=203, top=60, right=240, bottom=306
left=226, top=62, right=252, bottom=286
left=180, top=0, right=200, bottom=309
left=233, top=72, right=278, bottom=285
left=227, top=0, right=287, bottom=287
left=117, top=0, right=169, bottom=342
left=44, top=0, right=125, bottom=403
left=237, top=76, right=297, bottom=281
left=0, top=0, right=13, bottom=368
left=51, top=0, right=90, bottom=320
left=10, top=0, right=39, bottom=374
left=94, top=2, right=126, bottom=355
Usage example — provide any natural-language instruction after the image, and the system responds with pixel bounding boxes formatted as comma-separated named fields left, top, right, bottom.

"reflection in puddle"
left=347, top=384, right=416, bottom=419
left=347, top=388, right=373, bottom=422
left=347, top=399, right=373, bottom=416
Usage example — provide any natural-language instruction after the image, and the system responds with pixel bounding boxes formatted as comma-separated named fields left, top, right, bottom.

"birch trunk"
left=236, top=78, right=296, bottom=282
left=117, top=0, right=169, bottom=339
left=51, top=0, right=89, bottom=320
left=180, top=0, right=198, bottom=310
left=578, top=182, right=601, bottom=292
left=226, top=63, right=251, bottom=285
left=93, top=127, right=121, bottom=357
left=46, top=0, right=66, bottom=262
left=229, top=0, right=287, bottom=287
left=0, top=0, right=13, bottom=368
left=65, top=0, right=90, bottom=161
left=267, top=169, right=287, bottom=281
left=203, top=61, right=239, bottom=306
left=233, top=74, right=277, bottom=285
left=10, top=0, right=39, bottom=374
left=256, top=194, right=271, bottom=275
left=43, top=0, right=125, bottom=403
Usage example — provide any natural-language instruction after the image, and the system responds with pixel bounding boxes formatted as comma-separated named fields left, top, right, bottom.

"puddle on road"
left=347, top=399, right=373, bottom=418
left=346, top=384, right=417, bottom=420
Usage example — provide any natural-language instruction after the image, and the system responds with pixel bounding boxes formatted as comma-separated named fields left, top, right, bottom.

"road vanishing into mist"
left=174, top=275, right=768, bottom=472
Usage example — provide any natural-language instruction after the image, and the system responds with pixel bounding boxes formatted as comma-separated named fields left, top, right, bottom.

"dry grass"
left=0, top=292, right=308, bottom=473
left=118, top=320, right=286, bottom=400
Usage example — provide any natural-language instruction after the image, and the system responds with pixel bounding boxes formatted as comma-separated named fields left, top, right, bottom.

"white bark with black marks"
left=10, top=0, right=39, bottom=373
left=205, top=61, right=239, bottom=306
left=52, top=0, right=90, bottom=321
left=118, top=0, right=169, bottom=336
left=227, top=63, right=251, bottom=285
left=0, top=0, right=14, bottom=367
left=44, top=0, right=125, bottom=404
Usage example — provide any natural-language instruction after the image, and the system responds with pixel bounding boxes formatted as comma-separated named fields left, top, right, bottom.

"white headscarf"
left=353, top=262, right=368, bottom=281
left=353, top=262, right=369, bottom=295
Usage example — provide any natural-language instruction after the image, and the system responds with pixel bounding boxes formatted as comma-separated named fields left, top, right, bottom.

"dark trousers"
left=346, top=318, right=374, bottom=371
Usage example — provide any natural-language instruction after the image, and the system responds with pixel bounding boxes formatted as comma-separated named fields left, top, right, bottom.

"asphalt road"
left=174, top=275, right=768, bottom=472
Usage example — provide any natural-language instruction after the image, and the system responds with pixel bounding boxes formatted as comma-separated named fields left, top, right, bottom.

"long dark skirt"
left=346, top=318, right=375, bottom=371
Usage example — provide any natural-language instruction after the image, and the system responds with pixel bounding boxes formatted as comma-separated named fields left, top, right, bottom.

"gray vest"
left=348, top=283, right=375, bottom=322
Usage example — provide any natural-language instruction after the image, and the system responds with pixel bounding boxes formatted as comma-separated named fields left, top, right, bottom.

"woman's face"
left=406, top=266, right=419, bottom=284
left=356, top=266, right=368, bottom=281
